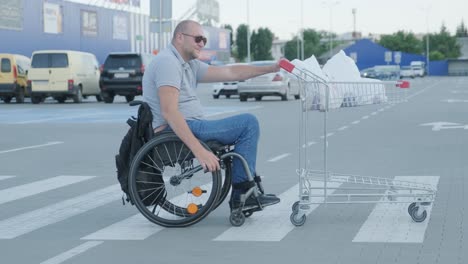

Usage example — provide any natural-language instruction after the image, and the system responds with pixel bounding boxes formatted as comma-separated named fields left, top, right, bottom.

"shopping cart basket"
left=279, top=59, right=437, bottom=226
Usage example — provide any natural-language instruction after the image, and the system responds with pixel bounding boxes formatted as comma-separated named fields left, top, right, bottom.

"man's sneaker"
left=229, top=193, right=280, bottom=211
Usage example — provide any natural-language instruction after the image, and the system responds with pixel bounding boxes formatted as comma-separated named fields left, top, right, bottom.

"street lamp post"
left=323, top=1, right=339, bottom=59
left=246, top=0, right=251, bottom=62
left=300, top=0, right=304, bottom=60
left=422, top=5, right=431, bottom=76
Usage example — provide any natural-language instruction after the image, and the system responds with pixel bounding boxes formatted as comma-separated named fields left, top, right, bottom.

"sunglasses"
left=181, top=33, right=207, bottom=45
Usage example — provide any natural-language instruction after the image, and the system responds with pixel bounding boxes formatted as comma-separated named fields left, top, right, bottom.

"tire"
left=16, top=87, right=25, bottom=103
left=226, top=94, right=231, bottom=99
left=125, top=95, right=135, bottom=103
left=239, top=95, right=247, bottom=102
left=281, top=89, right=289, bottom=101
left=102, top=92, right=114, bottom=103
left=128, top=133, right=222, bottom=227
left=290, top=211, right=306, bottom=226
left=3, top=96, right=12, bottom=103
left=31, top=96, right=42, bottom=104
left=213, top=95, right=219, bottom=99
left=255, top=96, right=262, bottom=101
left=96, top=95, right=102, bottom=102
left=409, top=206, right=427, bottom=223
left=73, top=87, right=83, bottom=103
left=294, top=94, right=300, bottom=100
left=56, top=97, right=66, bottom=103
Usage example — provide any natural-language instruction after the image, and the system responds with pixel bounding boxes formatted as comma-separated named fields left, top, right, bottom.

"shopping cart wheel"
left=290, top=211, right=306, bottom=226
left=409, top=206, right=427, bottom=222
left=230, top=211, right=245, bottom=226
left=408, top=202, right=417, bottom=215
left=292, top=201, right=299, bottom=212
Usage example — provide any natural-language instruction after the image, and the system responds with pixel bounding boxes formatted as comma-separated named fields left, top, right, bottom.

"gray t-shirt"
left=142, top=44, right=209, bottom=129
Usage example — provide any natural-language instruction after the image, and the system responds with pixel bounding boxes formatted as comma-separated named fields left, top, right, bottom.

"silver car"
left=211, top=63, right=247, bottom=99
left=237, top=60, right=300, bottom=101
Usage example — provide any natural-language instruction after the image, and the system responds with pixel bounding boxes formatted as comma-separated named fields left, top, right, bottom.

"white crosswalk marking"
left=40, top=241, right=104, bottom=264
left=352, top=176, right=439, bottom=243
left=0, top=176, right=15, bottom=181
left=214, top=181, right=342, bottom=242
left=0, top=184, right=120, bottom=239
left=0, top=176, right=94, bottom=205
left=82, top=214, right=163, bottom=240
left=82, top=183, right=213, bottom=240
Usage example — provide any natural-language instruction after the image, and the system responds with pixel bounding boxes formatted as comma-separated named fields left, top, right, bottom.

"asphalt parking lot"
left=0, top=77, right=467, bottom=264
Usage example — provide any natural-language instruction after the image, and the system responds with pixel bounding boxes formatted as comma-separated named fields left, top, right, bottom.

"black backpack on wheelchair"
left=115, top=101, right=165, bottom=206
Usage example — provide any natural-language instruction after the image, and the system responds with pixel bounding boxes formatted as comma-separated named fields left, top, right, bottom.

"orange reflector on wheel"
left=187, top=203, right=199, bottom=215
left=191, top=186, right=203, bottom=197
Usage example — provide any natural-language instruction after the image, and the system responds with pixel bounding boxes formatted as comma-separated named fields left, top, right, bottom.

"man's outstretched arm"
left=200, top=62, right=281, bottom=83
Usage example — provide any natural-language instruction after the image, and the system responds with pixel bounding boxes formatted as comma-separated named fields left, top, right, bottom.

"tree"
left=427, top=24, right=461, bottom=59
left=456, top=20, right=468, bottom=37
left=251, top=27, right=274, bottom=60
left=378, top=31, right=423, bottom=54
left=222, top=24, right=234, bottom=50
left=235, top=24, right=249, bottom=62
left=284, top=29, right=328, bottom=60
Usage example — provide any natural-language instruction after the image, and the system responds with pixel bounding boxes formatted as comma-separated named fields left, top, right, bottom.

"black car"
left=100, top=52, right=154, bottom=103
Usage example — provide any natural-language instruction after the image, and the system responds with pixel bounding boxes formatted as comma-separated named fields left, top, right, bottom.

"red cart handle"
left=279, top=59, right=295, bottom=73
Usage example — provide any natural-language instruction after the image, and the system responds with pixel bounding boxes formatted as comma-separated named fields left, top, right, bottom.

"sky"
left=169, top=0, right=468, bottom=40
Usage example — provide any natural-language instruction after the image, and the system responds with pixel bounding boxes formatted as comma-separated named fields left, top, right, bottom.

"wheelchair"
left=126, top=101, right=267, bottom=227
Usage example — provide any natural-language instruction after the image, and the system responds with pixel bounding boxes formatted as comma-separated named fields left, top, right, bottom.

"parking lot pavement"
left=0, top=77, right=467, bottom=264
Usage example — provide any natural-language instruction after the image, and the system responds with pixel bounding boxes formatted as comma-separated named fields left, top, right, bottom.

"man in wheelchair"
left=142, top=20, right=280, bottom=213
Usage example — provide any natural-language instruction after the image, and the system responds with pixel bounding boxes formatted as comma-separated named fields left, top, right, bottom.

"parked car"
left=100, top=52, right=154, bottom=103
left=28, top=50, right=101, bottom=104
left=212, top=81, right=242, bottom=99
left=361, top=65, right=400, bottom=80
left=360, top=67, right=377, bottom=78
left=211, top=63, right=247, bottom=99
left=237, top=60, right=300, bottom=101
left=410, top=61, right=425, bottom=77
left=0, top=53, right=30, bottom=103
left=400, top=66, right=415, bottom=79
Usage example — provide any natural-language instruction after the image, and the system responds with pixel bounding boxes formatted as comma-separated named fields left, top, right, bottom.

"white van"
left=410, top=61, right=425, bottom=77
left=28, top=50, right=101, bottom=103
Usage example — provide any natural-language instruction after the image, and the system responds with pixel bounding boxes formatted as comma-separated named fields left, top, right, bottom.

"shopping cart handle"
left=279, top=59, right=295, bottom=73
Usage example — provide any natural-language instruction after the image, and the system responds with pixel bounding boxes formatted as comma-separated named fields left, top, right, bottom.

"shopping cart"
left=279, top=59, right=437, bottom=226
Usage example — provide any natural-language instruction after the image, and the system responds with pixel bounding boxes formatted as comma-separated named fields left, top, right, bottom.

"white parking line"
left=40, top=241, right=103, bottom=264
left=0, top=184, right=120, bottom=239
left=371, top=111, right=378, bottom=116
left=337, top=126, right=348, bottom=131
left=14, top=113, right=103, bottom=124
left=352, top=176, right=439, bottom=243
left=362, top=115, right=370, bottom=120
left=82, top=183, right=214, bottom=240
left=351, top=120, right=361, bottom=125
left=268, top=153, right=291, bottom=162
left=0, top=176, right=94, bottom=205
left=0, top=142, right=64, bottom=154
left=82, top=214, right=163, bottom=241
left=0, top=176, right=15, bottom=181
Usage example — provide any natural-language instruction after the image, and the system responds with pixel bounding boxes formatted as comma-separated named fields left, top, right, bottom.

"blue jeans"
left=186, top=113, right=259, bottom=186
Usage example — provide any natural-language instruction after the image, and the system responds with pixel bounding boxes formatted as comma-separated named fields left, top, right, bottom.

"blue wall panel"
left=1, top=0, right=130, bottom=63
left=343, top=39, right=449, bottom=75
left=428, top=60, right=448, bottom=76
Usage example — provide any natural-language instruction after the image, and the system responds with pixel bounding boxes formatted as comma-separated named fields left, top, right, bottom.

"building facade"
left=0, top=0, right=230, bottom=64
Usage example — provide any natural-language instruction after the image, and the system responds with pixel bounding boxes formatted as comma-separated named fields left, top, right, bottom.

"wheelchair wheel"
left=212, top=157, right=232, bottom=210
left=128, top=133, right=222, bottom=227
